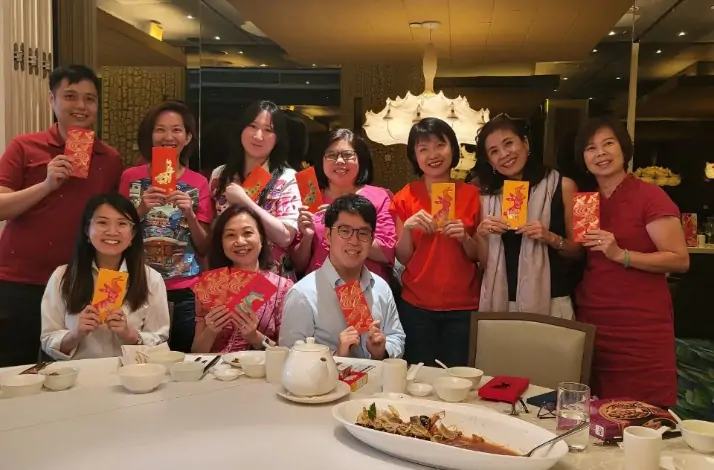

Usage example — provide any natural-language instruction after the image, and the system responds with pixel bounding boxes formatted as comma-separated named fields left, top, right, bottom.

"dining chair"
left=468, top=311, right=596, bottom=390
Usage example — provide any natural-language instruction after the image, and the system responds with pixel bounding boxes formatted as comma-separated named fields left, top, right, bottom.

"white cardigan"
left=40, top=262, right=170, bottom=360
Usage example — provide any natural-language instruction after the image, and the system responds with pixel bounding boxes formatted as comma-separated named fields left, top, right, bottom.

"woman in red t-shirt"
left=574, top=117, right=689, bottom=407
left=390, top=118, right=483, bottom=367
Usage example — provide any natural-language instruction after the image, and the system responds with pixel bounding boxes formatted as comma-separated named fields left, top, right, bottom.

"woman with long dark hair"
left=290, top=128, right=395, bottom=280
left=574, top=117, right=688, bottom=407
left=119, top=100, right=213, bottom=353
left=210, top=101, right=301, bottom=280
left=192, top=205, right=293, bottom=353
left=40, top=194, right=169, bottom=360
left=475, top=115, right=580, bottom=318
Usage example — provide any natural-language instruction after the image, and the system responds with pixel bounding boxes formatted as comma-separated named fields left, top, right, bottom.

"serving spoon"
left=524, top=421, right=589, bottom=457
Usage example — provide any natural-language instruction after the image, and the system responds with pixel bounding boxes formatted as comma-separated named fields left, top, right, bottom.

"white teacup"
left=623, top=426, right=663, bottom=470
left=265, top=346, right=289, bottom=385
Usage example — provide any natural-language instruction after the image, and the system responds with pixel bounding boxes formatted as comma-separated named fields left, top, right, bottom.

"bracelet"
left=623, top=249, right=631, bottom=268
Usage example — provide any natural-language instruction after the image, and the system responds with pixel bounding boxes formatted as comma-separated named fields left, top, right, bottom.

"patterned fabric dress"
left=210, top=165, right=300, bottom=281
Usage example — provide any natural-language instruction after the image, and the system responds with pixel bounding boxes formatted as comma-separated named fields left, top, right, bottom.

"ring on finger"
left=598, top=239, right=602, bottom=245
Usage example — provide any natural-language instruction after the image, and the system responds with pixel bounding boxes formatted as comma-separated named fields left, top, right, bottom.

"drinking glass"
left=556, top=382, right=591, bottom=452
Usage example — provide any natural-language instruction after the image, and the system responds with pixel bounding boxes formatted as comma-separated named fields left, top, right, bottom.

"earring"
left=492, top=167, right=496, bottom=174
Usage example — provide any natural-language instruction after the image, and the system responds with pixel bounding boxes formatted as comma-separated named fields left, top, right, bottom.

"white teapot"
left=282, top=337, right=339, bottom=397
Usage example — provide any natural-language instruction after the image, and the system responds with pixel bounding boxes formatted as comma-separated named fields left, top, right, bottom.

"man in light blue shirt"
left=279, top=194, right=405, bottom=359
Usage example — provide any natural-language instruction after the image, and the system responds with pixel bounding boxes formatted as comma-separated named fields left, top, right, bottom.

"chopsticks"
left=199, top=356, right=221, bottom=380
left=20, top=362, right=49, bottom=375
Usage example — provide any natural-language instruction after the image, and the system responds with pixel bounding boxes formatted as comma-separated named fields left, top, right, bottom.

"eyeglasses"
left=324, top=150, right=357, bottom=162
left=330, top=224, right=373, bottom=242
left=91, top=218, right=134, bottom=232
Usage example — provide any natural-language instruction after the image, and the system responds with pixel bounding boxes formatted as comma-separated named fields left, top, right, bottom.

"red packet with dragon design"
left=573, top=192, right=600, bottom=242
left=296, top=166, right=324, bottom=212
left=242, top=166, right=272, bottom=201
left=502, top=180, right=529, bottom=229
left=65, top=127, right=95, bottom=178
left=92, top=269, right=129, bottom=323
left=227, top=272, right=278, bottom=315
left=335, top=281, right=372, bottom=334
left=431, top=183, right=455, bottom=231
left=152, top=147, right=178, bottom=192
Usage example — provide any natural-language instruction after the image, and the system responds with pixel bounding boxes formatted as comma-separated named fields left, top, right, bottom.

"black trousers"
left=0, top=280, right=45, bottom=367
left=399, top=299, right=471, bottom=368
left=167, top=288, right=196, bottom=353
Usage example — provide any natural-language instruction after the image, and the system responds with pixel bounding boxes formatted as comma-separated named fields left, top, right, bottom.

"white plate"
left=222, top=351, right=265, bottom=368
left=277, top=381, right=351, bottom=404
left=332, top=397, right=568, bottom=470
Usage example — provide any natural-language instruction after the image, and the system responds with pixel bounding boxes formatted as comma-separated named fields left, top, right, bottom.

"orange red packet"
left=91, top=269, right=129, bottom=323
left=502, top=180, right=529, bottom=229
left=192, top=268, right=256, bottom=309
left=295, top=166, right=324, bottom=212
left=335, top=281, right=372, bottom=334
left=152, top=147, right=178, bottom=192
left=431, top=183, right=455, bottom=230
left=573, top=192, right=601, bottom=243
left=242, top=166, right=272, bottom=201
left=227, top=272, right=278, bottom=315
left=65, top=127, right=95, bottom=178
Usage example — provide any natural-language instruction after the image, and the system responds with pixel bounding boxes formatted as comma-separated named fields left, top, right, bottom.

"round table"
left=0, top=356, right=695, bottom=470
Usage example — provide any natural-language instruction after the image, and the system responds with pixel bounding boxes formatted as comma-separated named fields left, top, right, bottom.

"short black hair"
left=324, top=194, right=377, bottom=233
left=474, top=114, right=549, bottom=195
left=314, top=128, right=373, bottom=189
left=49, top=65, right=100, bottom=94
left=137, top=100, right=198, bottom=166
left=406, top=118, right=460, bottom=176
left=574, top=116, right=633, bottom=172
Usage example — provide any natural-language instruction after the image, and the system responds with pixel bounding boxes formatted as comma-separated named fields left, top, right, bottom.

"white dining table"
left=0, top=356, right=697, bottom=470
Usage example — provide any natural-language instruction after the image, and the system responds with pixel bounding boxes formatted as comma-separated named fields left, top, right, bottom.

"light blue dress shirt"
left=279, top=258, right=405, bottom=359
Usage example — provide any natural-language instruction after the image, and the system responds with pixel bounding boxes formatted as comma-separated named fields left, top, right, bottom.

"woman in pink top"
left=119, top=101, right=212, bottom=353
left=192, top=205, right=292, bottom=353
left=290, top=129, right=396, bottom=280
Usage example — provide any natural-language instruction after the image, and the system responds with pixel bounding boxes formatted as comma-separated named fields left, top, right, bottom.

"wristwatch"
left=555, top=236, right=565, bottom=251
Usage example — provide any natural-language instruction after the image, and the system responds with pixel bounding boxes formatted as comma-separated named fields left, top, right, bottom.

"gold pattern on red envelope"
left=192, top=268, right=256, bottom=309
left=335, top=281, right=372, bottom=334
left=91, top=269, right=128, bottom=323
left=241, top=166, right=272, bottom=201
left=65, top=127, right=95, bottom=178
left=573, top=192, right=600, bottom=242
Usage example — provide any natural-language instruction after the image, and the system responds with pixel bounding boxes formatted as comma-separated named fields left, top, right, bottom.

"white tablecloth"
left=0, top=357, right=696, bottom=470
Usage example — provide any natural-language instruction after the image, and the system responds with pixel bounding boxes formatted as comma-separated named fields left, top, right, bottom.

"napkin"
left=120, top=343, right=169, bottom=366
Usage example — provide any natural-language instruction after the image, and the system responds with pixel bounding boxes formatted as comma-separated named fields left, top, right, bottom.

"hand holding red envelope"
left=296, top=167, right=324, bottom=212
left=152, top=147, right=178, bottom=192
left=335, top=281, right=373, bottom=334
left=226, top=272, right=278, bottom=315
left=64, top=127, right=95, bottom=178
left=573, top=192, right=600, bottom=242
left=241, top=166, right=272, bottom=201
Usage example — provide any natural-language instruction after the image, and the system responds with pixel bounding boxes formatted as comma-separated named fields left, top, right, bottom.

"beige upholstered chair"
left=469, top=312, right=596, bottom=390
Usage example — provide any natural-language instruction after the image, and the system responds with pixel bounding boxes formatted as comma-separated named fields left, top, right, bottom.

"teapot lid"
left=293, top=337, right=329, bottom=353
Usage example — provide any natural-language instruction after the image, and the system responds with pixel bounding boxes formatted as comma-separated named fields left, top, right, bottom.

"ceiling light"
left=312, top=64, right=317, bottom=67
left=305, top=81, right=310, bottom=85
left=656, top=49, right=662, bottom=54
left=616, top=77, right=621, bottom=80
left=238, top=50, right=244, bottom=54
left=214, top=36, right=220, bottom=40
left=608, top=30, right=616, bottom=36
left=563, top=77, right=568, bottom=81
left=260, top=64, right=267, bottom=67
left=592, top=48, right=598, bottom=53
left=186, top=15, right=194, bottom=19
left=678, top=31, right=686, bottom=36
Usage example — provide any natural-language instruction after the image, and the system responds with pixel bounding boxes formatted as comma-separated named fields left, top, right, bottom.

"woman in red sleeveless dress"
left=574, top=118, right=689, bottom=407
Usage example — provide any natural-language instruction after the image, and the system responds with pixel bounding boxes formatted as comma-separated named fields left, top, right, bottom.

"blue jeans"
left=167, top=288, right=196, bottom=353
left=398, top=299, right=471, bottom=367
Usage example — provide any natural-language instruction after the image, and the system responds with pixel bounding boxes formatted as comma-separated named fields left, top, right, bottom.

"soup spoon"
left=435, top=359, right=449, bottom=370
left=524, top=421, right=589, bottom=457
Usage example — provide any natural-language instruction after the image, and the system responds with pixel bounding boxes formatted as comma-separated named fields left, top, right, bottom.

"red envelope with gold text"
left=91, top=269, right=128, bottom=323
left=226, top=272, right=278, bottom=315
left=192, top=268, right=231, bottom=308
left=65, top=127, right=95, bottom=178
left=152, top=147, right=178, bottom=192
left=242, top=166, right=272, bottom=201
left=296, top=167, right=324, bottom=212
left=335, top=281, right=372, bottom=334
left=573, top=192, right=600, bottom=242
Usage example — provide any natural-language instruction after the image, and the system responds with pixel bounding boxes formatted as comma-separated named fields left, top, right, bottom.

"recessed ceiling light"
left=186, top=15, right=194, bottom=19
left=305, top=81, right=310, bottom=85
left=238, top=50, right=244, bottom=54
left=312, top=64, right=317, bottom=67
left=214, top=36, right=220, bottom=40
left=656, top=49, right=663, bottom=54
left=260, top=63, right=267, bottom=67
left=589, top=97, right=593, bottom=100
left=608, top=30, right=616, bottom=36
left=563, top=77, right=568, bottom=81
left=592, top=48, right=598, bottom=53
left=678, top=31, right=686, bottom=36
left=616, top=77, right=621, bottom=80
left=553, top=89, right=557, bottom=92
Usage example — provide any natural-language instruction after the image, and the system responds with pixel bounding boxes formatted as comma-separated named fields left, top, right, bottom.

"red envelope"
left=242, top=166, right=272, bottom=201
left=152, top=147, right=178, bottom=192
left=295, top=167, right=324, bottom=212
left=335, top=281, right=372, bottom=334
left=573, top=192, right=600, bottom=243
left=64, top=127, right=95, bottom=178
left=192, top=268, right=231, bottom=308
left=478, top=376, right=530, bottom=404
left=227, top=272, right=278, bottom=314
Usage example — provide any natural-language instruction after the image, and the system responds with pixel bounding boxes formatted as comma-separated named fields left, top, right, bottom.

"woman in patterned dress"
left=209, top=101, right=301, bottom=280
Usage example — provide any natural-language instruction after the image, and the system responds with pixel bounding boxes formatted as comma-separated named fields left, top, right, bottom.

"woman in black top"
left=474, top=115, right=581, bottom=317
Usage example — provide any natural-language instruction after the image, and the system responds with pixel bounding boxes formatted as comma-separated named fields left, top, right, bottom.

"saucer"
left=277, top=381, right=351, bottom=404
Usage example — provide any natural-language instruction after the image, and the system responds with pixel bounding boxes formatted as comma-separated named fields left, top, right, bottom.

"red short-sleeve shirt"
left=0, top=124, right=123, bottom=285
left=390, top=182, right=481, bottom=311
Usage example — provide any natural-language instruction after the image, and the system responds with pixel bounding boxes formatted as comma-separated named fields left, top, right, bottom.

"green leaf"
left=368, top=402, right=376, bottom=420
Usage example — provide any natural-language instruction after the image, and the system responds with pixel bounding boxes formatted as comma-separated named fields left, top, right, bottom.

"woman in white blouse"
left=41, top=193, right=170, bottom=360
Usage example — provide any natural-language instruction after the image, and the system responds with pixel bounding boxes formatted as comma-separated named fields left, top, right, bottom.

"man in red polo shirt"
left=0, top=65, right=123, bottom=366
